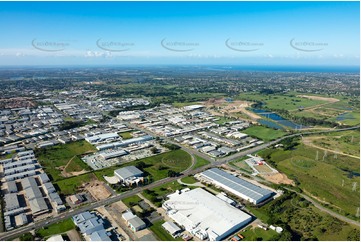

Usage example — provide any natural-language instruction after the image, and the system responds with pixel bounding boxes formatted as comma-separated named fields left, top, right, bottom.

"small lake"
left=252, top=109, right=305, bottom=130
left=336, top=112, right=355, bottom=121
left=258, top=119, right=285, bottom=130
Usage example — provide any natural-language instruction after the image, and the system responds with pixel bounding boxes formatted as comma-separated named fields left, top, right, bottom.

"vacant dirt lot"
left=260, top=173, right=294, bottom=185
left=67, top=229, right=82, bottom=241
left=297, top=95, right=339, bottom=103
left=203, top=98, right=261, bottom=120
left=85, top=181, right=112, bottom=201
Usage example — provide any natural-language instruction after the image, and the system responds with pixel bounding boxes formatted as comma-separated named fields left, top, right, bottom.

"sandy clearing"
left=203, top=98, right=261, bottom=120
left=86, top=181, right=111, bottom=201
left=260, top=173, right=295, bottom=185
left=297, top=95, right=339, bottom=103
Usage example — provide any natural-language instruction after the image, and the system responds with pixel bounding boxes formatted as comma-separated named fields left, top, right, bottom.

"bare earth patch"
left=202, top=98, right=261, bottom=120
left=297, top=95, right=339, bottom=103
left=85, top=181, right=111, bottom=201
left=66, top=229, right=82, bottom=241
left=260, top=173, right=295, bottom=185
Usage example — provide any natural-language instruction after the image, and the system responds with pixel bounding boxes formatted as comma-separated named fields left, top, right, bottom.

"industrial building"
left=162, top=221, right=182, bottom=238
left=199, top=168, right=274, bottom=205
left=183, top=104, right=204, bottom=111
left=89, top=229, right=112, bottom=241
left=96, top=135, right=153, bottom=150
left=29, top=197, right=49, bottom=217
left=78, top=217, right=104, bottom=235
left=7, top=181, right=18, bottom=193
left=21, top=177, right=50, bottom=216
left=73, top=211, right=95, bottom=226
left=163, top=188, right=252, bottom=241
left=38, top=173, right=50, bottom=183
left=4, top=193, right=20, bottom=211
left=85, top=132, right=120, bottom=144
left=72, top=211, right=115, bottom=239
left=114, top=166, right=144, bottom=185
left=122, top=210, right=146, bottom=232
left=99, top=149, right=128, bottom=160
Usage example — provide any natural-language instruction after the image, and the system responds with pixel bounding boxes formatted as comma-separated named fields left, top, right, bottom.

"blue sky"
left=0, top=1, right=359, bottom=66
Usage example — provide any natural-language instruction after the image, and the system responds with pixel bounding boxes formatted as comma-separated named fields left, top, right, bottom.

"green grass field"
left=259, top=142, right=360, bottom=218
left=36, top=219, right=75, bottom=238
left=172, top=101, right=202, bottom=108
left=311, top=130, right=360, bottom=157
left=119, top=131, right=133, bottom=139
left=229, top=156, right=253, bottom=174
left=142, top=181, right=187, bottom=207
left=192, top=155, right=210, bottom=170
left=122, top=195, right=143, bottom=208
left=54, top=173, right=95, bottom=196
left=214, top=116, right=237, bottom=125
left=64, top=156, right=90, bottom=173
left=150, top=220, right=182, bottom=241
left=329, top=111, right=360, bottom=126
left=55, top=150, right=191, bottom=196
left=243, top=125, right=287, bottom=141
left=161, top=150, right=192, bottom=172
left=245, top=191, right=359, bottom=240
left=238, top=93, right=328, bottom=111
left=94, top=149, right=192, bottom=182
left=36, top=140, right=96, bottom=181
left=240, top=227, right=278, bottom=241
left=180, top=176, right=198, bottom=184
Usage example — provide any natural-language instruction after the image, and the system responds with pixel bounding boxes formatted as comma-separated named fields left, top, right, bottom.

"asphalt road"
left=0, top=125, right=359, bottom=240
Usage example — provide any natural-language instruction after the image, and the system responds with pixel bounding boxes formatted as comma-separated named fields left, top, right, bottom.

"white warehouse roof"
left=163, top=188, right=252, bottom=241
left=85, top=132, right=119, bottom=144
left=200, top=168, right=273, bottom=204
left=114, top=166, right=143, bottom=181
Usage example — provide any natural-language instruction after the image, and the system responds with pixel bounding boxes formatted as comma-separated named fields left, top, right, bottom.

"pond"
left=336, top=112, right=356, bottom=121
left=252, top=109, right=305, bottom=130
left=258, top=119, right=285, bottom=130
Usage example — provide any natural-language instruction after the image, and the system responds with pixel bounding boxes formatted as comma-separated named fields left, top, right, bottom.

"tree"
left=136, top=161, right=146, bottom=169
left=150, top=147, right=158, bottom=154
left=168, top=170, right=179, bottom=177
left=20, top=233, right=34, bottom=241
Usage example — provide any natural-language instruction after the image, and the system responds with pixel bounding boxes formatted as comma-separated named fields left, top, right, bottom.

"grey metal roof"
left=24, top=185, right=43, bottom=200
left=78, top=217, right=104, bottom=234
left=43, top=182, right=56, bottom=194
left=72, top=211, right=96, bottom=225
left=3, top=159, right=34, bottom=169
left=29, top=197, right=48, bottom=214
left=4, top=193, right=20, bottom=211
left=49, top=192, right=63, bottom=205
left=5, top=170, right=36, bottom=181
left=38, top=173, right=50, bottom=183
left=21, top=177, right=38, bottom=189
left=17, top=150, right=34, bottom=157
left=114, top=166, right=143, bottom=180
left=128, top=216, right=146, bottom=228
left=162, top=221, right=181, bottom=235
left=89, top=229, right=112, bottom=241
left=4, top=164, right=36, bottom=176
left=7, top=181, right=18, bottom=192
left=201, top=168, right=273, bottom=201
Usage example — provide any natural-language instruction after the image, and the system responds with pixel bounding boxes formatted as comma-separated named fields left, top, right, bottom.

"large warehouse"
left=162, top=188, right=252, bottom=241
left=199, top=168, right=274, bottom=205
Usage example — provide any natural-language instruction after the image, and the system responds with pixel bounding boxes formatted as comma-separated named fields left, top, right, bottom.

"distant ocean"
left=1, top=65, right=359, bottom=74
left=209, top=65, right=360, bottom=73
